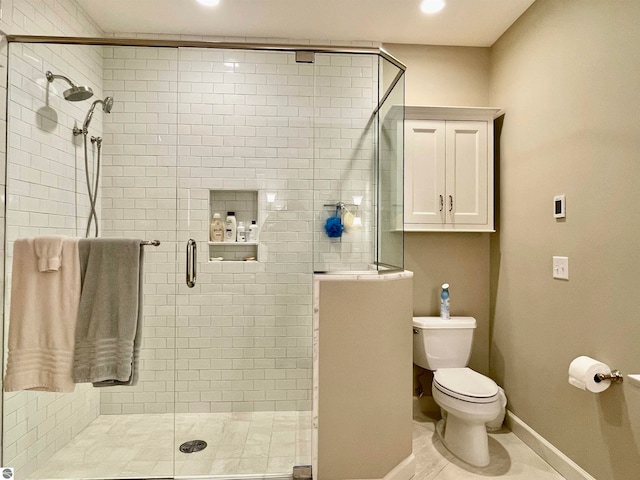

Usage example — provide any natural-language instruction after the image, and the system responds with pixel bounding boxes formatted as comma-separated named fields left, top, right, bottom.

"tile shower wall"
left=99, top=46, right=378, bottom=414
left=99, top=45, right=179, bottom=415
left=0, top=2, right=105, bottom=474
left=313, top=53, right=377, bottom=272
left=3, top=39, right=104, bottom=479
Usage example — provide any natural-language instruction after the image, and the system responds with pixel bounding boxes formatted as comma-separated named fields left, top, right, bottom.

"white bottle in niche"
left=225, top=212, right=237, bottom=242
left=249, top=220, right=258, bottom=242
left=210, top=213, right=224, bottom=242
left=236, top=221, right=246, bottom=242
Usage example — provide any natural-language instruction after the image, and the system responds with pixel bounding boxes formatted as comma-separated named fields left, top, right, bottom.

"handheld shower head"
left=76, top=97, right=115, bottom=135
left=102, top=96, right=114, bottom=114
left=45, top=70, right=94, bottom=102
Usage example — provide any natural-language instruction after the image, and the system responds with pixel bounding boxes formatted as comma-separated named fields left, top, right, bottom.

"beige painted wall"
left=385, top=44, right=490, bottom=106
left=317, top=275, right=413, bottom=480
left=383, top=44, right=493, bottom=383
left=489, top=1, right=640, bottom=478
left=406, top=233, right=491, bottom=375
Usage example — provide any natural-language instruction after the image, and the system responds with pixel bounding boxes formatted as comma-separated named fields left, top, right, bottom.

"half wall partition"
left=1, top=37, right=404, bottom=480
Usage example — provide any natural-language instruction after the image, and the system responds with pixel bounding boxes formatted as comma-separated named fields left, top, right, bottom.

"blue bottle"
left=440, top=283, right=450, bottom=319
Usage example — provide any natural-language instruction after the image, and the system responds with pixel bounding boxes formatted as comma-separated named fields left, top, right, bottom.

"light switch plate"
left=553, top=256, right=569, bottom=280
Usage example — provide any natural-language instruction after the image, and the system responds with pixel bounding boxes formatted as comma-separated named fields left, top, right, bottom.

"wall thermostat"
left=554, top=195, right=566, bottom=218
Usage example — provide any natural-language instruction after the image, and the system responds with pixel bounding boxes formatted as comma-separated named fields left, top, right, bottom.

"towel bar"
left=140, top=240, right=161, bottom=246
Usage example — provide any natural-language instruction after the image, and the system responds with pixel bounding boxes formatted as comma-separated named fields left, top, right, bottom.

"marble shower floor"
left=29, top=411, right=312, bottom=479
left=413, top=410, right=567, bottom=480
left=29, top=408, right=566, bottom=480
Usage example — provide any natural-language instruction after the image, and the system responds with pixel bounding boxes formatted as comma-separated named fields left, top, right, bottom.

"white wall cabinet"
left=404, top=106, right=501, bottom=232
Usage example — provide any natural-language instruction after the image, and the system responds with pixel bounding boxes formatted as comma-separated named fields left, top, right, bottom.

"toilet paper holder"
left=594, top=370, right=624, bottom=384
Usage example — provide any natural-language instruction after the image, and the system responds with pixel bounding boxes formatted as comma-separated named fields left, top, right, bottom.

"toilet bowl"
left=432, top=367, right=501, bottom=466
left=412, top=316, right=505, bottom=467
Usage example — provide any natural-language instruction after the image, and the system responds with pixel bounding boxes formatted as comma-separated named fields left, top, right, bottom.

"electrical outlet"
left=553, top=256, right=569, bottom=280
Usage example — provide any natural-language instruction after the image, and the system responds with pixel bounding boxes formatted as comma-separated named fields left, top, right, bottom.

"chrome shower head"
left=63, top=85, right=94, bottom=102
left=45, top=70, right=94, bottom=101
left=81, top=97, right=115, bottom=133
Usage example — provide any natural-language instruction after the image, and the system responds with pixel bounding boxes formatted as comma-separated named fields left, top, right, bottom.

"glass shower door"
left=2, top=42, right=180, bottom=480
left=173, top=46, right=314, bottom=478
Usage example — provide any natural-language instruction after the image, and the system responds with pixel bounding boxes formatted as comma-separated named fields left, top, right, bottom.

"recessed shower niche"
left=208, top=190, right=259, bottom=262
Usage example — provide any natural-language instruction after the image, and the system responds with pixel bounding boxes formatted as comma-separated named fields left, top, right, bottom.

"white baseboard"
left=506, top=410, right=595, bottom=480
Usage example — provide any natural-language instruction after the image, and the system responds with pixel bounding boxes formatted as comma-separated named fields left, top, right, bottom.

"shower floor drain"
left=179, top=439, right=207, bottom=453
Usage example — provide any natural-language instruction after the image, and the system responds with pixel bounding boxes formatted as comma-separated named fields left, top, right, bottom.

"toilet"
left=412, top=316, right=505, bottom=467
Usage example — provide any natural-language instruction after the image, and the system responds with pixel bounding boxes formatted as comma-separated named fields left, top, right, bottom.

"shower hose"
left=83, top=134, right=102, bottom=238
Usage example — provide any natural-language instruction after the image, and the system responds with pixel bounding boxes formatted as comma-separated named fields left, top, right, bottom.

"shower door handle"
left=186, top=239, right=197, bottom=288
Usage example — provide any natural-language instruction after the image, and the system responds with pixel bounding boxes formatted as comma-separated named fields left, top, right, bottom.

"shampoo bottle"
left=225, top=212, right=237, bottom=242
left=440, top=283, right=450, bottom=320
left=236, top=221, right=246, bottom=242
left=249, top=220, right=258, bottom=242
left=210, top=213, right=224, bottom=242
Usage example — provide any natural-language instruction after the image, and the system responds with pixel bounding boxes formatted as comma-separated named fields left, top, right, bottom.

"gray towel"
left=72, top=238, right=144, bottom=386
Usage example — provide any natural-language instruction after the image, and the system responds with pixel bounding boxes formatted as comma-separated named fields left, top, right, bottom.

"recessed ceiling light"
left=420, top=0, right=445, bottom=14
left=196, top=0, right=220, bottom=6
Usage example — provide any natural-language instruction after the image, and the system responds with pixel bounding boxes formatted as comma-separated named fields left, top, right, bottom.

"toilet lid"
left=434, top=368, right=499, bottom=403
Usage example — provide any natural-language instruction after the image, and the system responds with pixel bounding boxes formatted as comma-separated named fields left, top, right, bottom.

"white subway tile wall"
left=100, top=45, right=180, bottom=417
left=313, top=53, right=377, bottom=272
left=0, top=0, right=102, bottom=37
left=4, top=40, right=105, bottom=480
left=0, top=1, right=103, bottom=475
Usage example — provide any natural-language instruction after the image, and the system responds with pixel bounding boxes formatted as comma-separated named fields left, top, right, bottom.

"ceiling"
left=76, top=0, right=536, bottom=47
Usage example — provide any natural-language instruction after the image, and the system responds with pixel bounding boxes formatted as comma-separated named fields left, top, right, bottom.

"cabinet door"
left=445, top=121, right=488, bottom=226
left=404, top=120, right=446, bottom=226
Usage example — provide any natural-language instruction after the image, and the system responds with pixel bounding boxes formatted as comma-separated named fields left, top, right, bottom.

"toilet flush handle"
left=413, top=328, right=419, bottom=334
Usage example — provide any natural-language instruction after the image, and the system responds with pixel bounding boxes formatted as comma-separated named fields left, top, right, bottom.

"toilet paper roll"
left=568, top=356, right=611, bottom=393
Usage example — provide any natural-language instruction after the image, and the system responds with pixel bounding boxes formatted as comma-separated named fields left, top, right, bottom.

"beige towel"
left=34, top=235, right=64, bottom=272
left=4, top=237, right=81, bottom=392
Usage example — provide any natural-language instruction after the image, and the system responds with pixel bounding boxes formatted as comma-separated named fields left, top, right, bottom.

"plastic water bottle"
left=440, top=283, right=450, bottom=319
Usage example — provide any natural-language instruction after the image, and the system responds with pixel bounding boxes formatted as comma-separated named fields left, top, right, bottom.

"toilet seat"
left=433, top=368, right=499, bottom=404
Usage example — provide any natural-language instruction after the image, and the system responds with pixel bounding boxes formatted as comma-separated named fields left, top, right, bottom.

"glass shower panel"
left=2, top=42, right=179, bottom=480
left=174, top=47, right=313, bottom=478
left=376, top=57, right=405, bottom=270
left=312, top=52, right=379, bottom=273
left=100, top=45, right=180, bottom=479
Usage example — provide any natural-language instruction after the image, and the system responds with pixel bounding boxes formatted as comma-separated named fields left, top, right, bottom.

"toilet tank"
left=412, top=316, right=475, bottom=370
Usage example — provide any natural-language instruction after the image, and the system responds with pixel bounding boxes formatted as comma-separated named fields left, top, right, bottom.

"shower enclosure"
left=1, top=37, right=405, bottom=479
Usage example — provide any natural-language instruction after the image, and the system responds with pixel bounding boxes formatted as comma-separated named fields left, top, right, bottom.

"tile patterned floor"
left=30, top=408, right=566, bottom=479
left=413, top=409, right=567, bottom=479
left=29, top=411, right=312, bottom=479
